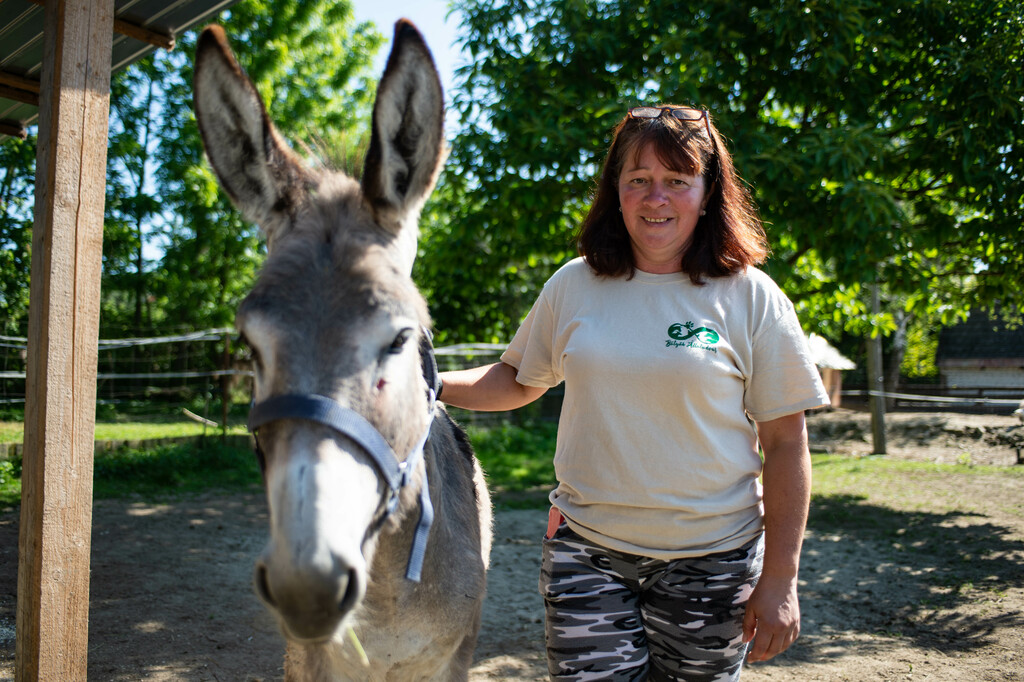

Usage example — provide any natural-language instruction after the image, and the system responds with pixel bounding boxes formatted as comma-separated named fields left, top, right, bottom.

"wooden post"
left=221, top=333, right=231, bottom=442
left=16, top=0, right=114, bottom=680
left=866, top=282, right=887, bottom=455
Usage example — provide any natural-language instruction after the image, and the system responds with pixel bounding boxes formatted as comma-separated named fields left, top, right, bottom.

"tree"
left=150, top=0, right=384, bottom=332
left=0, top=0, right=384, bottom=338
left=0, top=136, right=35, bottom=336
left=423, top=0, right=1024, bottom=346
left=103, top=59, right=166, bottom=334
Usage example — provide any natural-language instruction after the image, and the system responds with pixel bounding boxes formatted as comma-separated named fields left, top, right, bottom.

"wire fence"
left=0, top=330, right=535, bottom=424
left=0, top=329, right=1019, bottom=420
left=842, top=388, right=1023, bottom=413
left=1, top=329, right=239, bottom=406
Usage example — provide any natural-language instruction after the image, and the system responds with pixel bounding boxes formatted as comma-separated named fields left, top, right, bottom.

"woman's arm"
left=439, top=361, right=547, bottom=412
left=743, top=411, right=812, bottom=663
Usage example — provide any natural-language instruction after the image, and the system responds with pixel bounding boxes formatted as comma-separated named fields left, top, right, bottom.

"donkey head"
left=194, top=22, right=444, bottom=643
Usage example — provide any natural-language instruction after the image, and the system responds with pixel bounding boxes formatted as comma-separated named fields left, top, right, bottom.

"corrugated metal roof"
left=0, top=0, right=238, bottom=138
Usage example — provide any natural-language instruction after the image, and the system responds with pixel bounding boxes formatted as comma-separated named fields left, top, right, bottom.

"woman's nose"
left=643, top=183, right=668, bottom=205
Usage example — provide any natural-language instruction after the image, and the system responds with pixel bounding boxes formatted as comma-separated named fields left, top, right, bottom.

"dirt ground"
left=1, top=409, right=1022, bottom=681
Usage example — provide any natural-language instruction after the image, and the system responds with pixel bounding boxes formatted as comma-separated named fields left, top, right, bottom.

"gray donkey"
left=193, top=22, right=492, bottom=681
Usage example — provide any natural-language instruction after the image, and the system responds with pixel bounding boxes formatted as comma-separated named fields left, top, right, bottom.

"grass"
left=2, top=412, right=1023, bottom=516
left=0, top=458, right=19, bottom=507
left=91, top=442, right=262, bottom=499
left=810, top=453, right=1024, bottom=505
left=0, top=441, right=262, bottom=509
left=0, top=403, right=250, bottom=445
left=0, top=403, right=256, bottom=508
left=468, top=420, right=558, bottom=508
left=0, top=421, right=22, bottom=444
left=2, top=421, right=248, bottom=444
left=0, top=416, right=559, bottom=509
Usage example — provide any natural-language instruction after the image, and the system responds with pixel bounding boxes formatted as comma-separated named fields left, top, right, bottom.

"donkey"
left=193, top=22, right=492, bottom=681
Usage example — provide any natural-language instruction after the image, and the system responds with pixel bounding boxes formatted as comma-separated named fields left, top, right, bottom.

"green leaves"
left=430, top=0, right=1024, bottom=344
left=94, top=0, right=383, bottom=335
left=0, top=136, right=35, bottom=335
left=3, top=0, right=1020, bottom=352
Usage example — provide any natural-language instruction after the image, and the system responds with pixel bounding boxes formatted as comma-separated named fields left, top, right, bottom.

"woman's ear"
left=702, top=180, right=717, bottom=212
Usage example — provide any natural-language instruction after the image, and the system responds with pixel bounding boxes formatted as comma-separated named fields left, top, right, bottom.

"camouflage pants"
left=539, top=509, right=764, bottom=681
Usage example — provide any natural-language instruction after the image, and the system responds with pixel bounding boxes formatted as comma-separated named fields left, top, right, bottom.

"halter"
left=248, top=330, right=440, bottom=582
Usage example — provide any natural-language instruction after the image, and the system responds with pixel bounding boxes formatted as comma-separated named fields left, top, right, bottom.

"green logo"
left=667, top=322, right=720, bottom=352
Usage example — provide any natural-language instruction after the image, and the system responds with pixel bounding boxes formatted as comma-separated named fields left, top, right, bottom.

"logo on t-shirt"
left=666, top=322, right=720, bottom=352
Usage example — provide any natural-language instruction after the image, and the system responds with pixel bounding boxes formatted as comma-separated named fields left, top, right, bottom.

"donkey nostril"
left=338, top=567, right=361, bottom=614
left=254, top=562, right=276, bottom=607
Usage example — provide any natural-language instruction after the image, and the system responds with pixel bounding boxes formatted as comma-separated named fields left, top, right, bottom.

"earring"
left=700, top=209, right=706, bottom=216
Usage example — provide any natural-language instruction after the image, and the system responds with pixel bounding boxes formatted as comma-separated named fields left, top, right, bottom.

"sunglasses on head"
left=628, top=106, right=712, bottom=139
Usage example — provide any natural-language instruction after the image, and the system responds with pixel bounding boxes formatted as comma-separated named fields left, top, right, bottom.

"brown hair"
left=576, top=106, right=768, bottom=282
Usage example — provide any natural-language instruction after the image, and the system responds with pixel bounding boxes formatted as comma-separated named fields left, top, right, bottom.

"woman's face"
left=617, top=143, right=708, bottom=274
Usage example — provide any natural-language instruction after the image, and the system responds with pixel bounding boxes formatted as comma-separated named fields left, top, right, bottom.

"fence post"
left=221, top=333, right=230, bottom=442
left=866, top=282, right=887, bottom=455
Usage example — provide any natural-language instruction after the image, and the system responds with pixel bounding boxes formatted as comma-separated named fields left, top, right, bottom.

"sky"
left=348, top=0, right=465, bottom=98
left=132, top=2, right=467, bottom=264
left=133, top=2, right=465, bottom=263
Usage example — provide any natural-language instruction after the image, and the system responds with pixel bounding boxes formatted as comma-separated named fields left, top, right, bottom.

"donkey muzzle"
left=254, top=548, right=366, bottom=643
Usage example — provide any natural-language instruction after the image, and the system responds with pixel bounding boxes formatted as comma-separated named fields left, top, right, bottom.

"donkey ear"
left=193, top=25, right=311, bottom=250
left=362, top=20, right=445, bottom=239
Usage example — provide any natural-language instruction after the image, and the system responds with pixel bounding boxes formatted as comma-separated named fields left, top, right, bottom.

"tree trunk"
left=866, top=282, right=887, bottom=455
left=884, top=312, right=910, bottom=410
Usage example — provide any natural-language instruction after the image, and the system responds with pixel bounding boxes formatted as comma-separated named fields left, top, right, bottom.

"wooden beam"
left=0, top=119, right=28, bottom=139
left=0, top=84, right=40, bottom=107
left=0, top=71, right=41, bottom=94
left=27, top=0, right=176, bottom=50
left=16, top=0, right=114, bottom=679
left=113, top=17, right=175, bottom=51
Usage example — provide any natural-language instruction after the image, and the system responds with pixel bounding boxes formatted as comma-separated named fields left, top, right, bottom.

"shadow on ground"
left=0, top=469, right=1021, bottom=680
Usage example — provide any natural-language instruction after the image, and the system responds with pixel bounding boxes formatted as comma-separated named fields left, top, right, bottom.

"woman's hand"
left=742, top=571, right=801, bottom=662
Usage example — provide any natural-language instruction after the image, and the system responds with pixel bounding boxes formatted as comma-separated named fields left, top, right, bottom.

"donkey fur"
left=193, top=21, right=492, bottom=681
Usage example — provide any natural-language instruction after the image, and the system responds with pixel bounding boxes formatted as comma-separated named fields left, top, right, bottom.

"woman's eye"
left=388, top=328, right=413, bottom=355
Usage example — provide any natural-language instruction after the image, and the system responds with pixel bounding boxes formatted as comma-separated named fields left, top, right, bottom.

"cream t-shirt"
left=501, top=258, right=829, bottom=559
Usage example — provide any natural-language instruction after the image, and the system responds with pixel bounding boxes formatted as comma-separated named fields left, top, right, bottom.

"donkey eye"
left=239, top=333, right=263, bottom=373
left=388, top=328, right=414, bottom=355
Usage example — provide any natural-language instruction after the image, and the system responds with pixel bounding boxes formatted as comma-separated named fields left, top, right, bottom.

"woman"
left=441, top=105, right=829, bottom=680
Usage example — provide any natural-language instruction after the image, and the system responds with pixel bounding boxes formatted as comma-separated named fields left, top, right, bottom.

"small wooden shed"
left=1, top=1, right=235, bottom=679
left=807, top=333, right=857, bottom=408
left=936, top=309, right=1024, bottom=397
